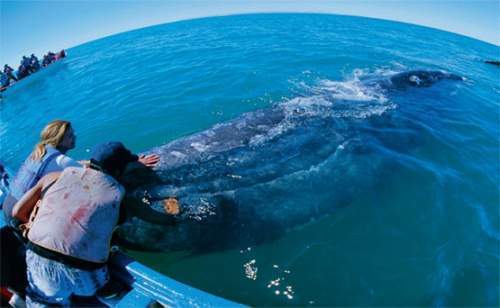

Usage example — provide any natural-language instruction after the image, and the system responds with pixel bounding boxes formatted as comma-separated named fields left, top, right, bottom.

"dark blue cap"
left=90, top=141, right=138, bottom=175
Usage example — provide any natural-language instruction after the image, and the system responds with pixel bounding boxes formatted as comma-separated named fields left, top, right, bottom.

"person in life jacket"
left=11, top=141, right=145, bottom=307
left=3, top=120, right=79, bottom=226
left=0, top=72, right=9, bottom=88
left=42, top=55, right=51, bottom=67
left=30, top=54, right=40, bottom=72
left=3, top=64, right=18, bottom=82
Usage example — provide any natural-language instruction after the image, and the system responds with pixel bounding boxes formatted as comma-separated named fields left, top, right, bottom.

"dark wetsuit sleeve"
left=122, top=195, right=177, bottom=226
left=117, top=201, right=127, bottom=225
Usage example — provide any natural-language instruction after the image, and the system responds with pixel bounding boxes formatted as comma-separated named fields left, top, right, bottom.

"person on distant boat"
left=47, top=51, right=56, bottom=63
left=21, top=56, right=34, bottom=74
left=55, top=49, right=66, bottom=60
left=3, top=64, right=15, bottom=74
left=4, top=64, right=18, bottom=82
left=0, top=72, right=10, bottom=88
left=17, top=64, right=30, bottom=79
left=30, top=54, right=40, bottom=71
left=21, top=56, right=30, bottom=66
left=41, top=55, right=51, bottom=67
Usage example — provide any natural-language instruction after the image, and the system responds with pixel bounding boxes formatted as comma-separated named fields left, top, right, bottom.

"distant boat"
left=0, top=50, right=67, bottom=92
left=484, top=60, right=500, bottom=67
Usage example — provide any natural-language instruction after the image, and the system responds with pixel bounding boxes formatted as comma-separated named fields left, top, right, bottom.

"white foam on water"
left=249, top=118, right=295, bottom=146
left=243, top=259, right=258, bottom=280
left=249, top=68, right=397, bottom=146
left=314, top=68, right=390, bottom=103
left=316, top=79, right=387, bottom=102
left=470, top=203, right=500, bottom=241
left=287, top=68, right=396, bottom=116
left=183, top=197, right=217, bottom=221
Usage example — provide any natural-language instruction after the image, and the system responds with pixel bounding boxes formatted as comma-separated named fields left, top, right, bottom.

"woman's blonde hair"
left=31, top=120, right=72, bottom=161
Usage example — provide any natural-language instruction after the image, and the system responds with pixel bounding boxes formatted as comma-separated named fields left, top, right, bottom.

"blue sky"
left=1, top=0, right=499, bottom=67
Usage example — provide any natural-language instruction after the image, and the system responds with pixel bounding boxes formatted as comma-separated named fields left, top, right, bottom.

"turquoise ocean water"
left=1, top=14, right=499, bottom=306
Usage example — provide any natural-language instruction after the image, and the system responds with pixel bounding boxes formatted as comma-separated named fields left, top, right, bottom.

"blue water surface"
left=1, top=14, right=499, bottom=307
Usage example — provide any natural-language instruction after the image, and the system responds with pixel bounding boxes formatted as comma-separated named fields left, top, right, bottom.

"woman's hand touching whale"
left=138, top=154, right=160, bottom=167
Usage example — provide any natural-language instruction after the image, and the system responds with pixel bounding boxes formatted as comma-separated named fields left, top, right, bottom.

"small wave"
left=470, top=203, right=500, bottom=241
left=317, top=68, right=391, bottom=101
left=315, top=78, right=387, bottom=103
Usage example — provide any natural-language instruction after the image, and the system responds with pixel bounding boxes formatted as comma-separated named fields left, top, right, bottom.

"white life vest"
left=28, top=167, right=125, bottom=263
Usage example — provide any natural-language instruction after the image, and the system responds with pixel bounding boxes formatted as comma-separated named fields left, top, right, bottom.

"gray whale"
left=118, top=70, right=462, bottom=252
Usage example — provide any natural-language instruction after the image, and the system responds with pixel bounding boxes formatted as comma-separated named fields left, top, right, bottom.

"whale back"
left=119, top=68, right=464, bottom=252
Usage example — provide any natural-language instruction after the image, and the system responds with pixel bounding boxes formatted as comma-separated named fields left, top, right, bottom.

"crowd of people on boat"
left=0, top=120, right=180, bottom=307
left=1, top=50, right=66, bottom=90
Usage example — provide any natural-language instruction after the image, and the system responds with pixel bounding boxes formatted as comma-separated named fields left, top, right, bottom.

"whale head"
left=389, top=70, right=463, bottom=89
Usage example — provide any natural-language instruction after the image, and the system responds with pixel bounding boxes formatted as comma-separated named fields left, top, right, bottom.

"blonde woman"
left=1, top=119, right=78, bottom=303
left=3, top=120, right=79, bottom=223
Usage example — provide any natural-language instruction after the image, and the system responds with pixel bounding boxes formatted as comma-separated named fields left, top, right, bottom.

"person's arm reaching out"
left=121, top=195, right=178, bottom=226
left=138, top=154, right=160, bottom=167
left=12, top=172, right=61, bottom=223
